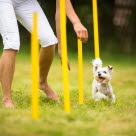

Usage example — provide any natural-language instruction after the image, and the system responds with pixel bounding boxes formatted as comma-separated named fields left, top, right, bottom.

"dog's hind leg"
left=109, top=93, right=115, bottom=103
left=109, top=84, right=115, bottom=103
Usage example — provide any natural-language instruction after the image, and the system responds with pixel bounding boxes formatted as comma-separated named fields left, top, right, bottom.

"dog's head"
left=94, top=65, right=113, bottom=84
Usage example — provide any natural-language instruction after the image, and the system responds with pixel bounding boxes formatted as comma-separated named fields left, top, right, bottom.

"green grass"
left=0, top=52, right=136, bottom=136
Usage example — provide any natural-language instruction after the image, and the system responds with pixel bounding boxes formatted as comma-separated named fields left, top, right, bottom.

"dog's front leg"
left=92, top=80, right=98, bottom=99
left=95, top=92, right=106, bottom=101
left=92, top=86, right=97, bottom=99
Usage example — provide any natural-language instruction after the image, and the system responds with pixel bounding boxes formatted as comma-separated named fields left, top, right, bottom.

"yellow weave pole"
left=92, top=0, right=100, bottom=58
left=78, top=39, right=83, bottom=104
left=31, top=13, right=39, bottom=119
left=60, top=0, right=70, bottom=112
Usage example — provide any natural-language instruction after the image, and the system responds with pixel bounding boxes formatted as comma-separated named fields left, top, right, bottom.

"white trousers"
left=0, top=0, right=58, bottom=50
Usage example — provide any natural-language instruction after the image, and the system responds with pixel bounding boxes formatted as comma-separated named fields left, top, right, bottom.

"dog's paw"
left=111, top=98, right=116, bottom=103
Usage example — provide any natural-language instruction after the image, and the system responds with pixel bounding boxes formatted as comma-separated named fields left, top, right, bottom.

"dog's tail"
left=92, top=58, right=102, bottom=73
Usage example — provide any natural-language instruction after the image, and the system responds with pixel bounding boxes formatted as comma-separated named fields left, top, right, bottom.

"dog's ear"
left=108, top=65, right=113, bottom=71
left=95, top=66, right=98, bottom=71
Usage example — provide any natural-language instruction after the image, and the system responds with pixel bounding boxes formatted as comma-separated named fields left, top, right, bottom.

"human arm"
left=65, top=0, right=88, bottom=42
left=55, top=0, right=88, bottom=70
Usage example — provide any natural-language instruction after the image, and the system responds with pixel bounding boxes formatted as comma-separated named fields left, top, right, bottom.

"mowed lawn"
left=0, top=52, right=136, bottom=136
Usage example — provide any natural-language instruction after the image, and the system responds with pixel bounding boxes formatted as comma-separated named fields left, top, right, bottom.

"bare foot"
left=40, top=84, right=60, bottom=102
left=2, top=97, right=15, bottom=108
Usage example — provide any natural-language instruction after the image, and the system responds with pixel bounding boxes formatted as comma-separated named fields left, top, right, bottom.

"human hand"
left=58, top=48, right=71, bottom=71
left=73, top=22, right=88, bottom=43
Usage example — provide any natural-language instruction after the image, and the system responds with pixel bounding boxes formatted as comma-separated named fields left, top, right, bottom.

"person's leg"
left=0, top=50, right=17, bottom=107
left=15, top=0, right=59, bottom=101
left=39, top=45, right=59, bottom=101
left=0, top=2, right=20, bottom=107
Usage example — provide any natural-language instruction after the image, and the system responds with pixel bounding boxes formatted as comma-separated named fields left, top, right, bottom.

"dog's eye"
left=103, top=71, right=107, bottom=74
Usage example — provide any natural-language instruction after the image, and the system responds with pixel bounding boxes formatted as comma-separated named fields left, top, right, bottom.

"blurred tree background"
left=0, top=0, right=135, bottom=54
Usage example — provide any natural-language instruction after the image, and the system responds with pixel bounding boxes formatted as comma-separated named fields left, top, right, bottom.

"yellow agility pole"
left=60, top=0, right=71, bottom=112
left=31, top=13, right=39, bottom=119
left=92, top=0, right=100, bottom=58
left=78, top=39, right=83, bottom=104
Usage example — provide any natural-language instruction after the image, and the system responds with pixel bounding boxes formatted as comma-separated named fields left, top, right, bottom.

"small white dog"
left=92, top=58, right=115, bottom=103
